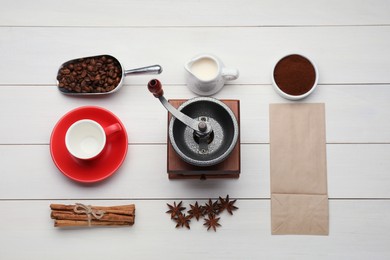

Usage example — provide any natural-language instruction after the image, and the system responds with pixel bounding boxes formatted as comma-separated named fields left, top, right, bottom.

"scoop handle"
left=124, top=65, right=162, bottom=76
left=148, top=79, right=164, bottom=98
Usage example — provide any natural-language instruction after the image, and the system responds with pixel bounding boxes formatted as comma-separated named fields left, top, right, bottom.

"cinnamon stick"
left=51, top=211, right=134, bottom=223
left=50, top=204, right=135, bottom=216
left=50, top=203, right=136, bottom=228
left=54, top=220, right=133, bottom=227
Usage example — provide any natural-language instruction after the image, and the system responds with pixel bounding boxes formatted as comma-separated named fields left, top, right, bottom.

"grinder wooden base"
left=167, top=99, right=240, bottom=180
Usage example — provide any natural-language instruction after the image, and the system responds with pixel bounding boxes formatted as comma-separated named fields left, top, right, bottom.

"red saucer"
left=50, top=106, right=128, bottom=183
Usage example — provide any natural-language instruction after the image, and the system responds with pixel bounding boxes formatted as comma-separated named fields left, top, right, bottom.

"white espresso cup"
left=184, top=54, right=239, bottom=96
left=65, top=119, right=121, bottom=160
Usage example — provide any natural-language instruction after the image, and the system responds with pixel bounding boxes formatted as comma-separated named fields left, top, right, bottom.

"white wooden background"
left=1, top=1, right=390, bottom=259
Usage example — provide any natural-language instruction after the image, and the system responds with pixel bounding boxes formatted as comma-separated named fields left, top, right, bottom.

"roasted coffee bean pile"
left=57, top=55, right=122, bottom=93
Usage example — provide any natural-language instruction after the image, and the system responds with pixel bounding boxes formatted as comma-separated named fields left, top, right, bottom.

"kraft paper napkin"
left=269, top=103, right=329, bottom=235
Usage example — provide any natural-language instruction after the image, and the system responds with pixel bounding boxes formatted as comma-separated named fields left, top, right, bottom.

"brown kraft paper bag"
left=269, top=103, right=329, bottom=235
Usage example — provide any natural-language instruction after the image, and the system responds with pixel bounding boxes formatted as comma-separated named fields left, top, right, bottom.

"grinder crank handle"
left=147, top=78, right=164, bottom=98
left=147, top=79, right=210, bottom=134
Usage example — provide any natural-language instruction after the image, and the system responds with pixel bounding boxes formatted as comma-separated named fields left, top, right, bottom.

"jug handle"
left=222, top=68, right=239, bottom=81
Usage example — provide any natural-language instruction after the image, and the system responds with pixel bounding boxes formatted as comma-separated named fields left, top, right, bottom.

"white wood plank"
left=0, top=200, right=389, bottom=259
left=0, top=144, right=389, bottom=199
left=1, top=0, right=390, bottom=27
left=327, top=144, right=390, bottom=198
left=0, top=85, right=389, bottom=144
left=1, top=27, right=390, bottom=85
left=0, top=144, right=268, bottom=199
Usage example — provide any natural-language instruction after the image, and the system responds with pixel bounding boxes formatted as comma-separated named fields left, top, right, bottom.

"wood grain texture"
left=1, top=0, right=390, bottom=26
left=0, top=27, right=390, bottom=85
left=0, top=144, right=389, bottom=199
left=0, top=85, right=388, bottom=144
left=1, top=1, right=390, bottom=258
left=0, top=200, right=390, bottom=259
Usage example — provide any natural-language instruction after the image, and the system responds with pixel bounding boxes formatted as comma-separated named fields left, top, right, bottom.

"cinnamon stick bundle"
left=50, top=203, right=135, bottom=228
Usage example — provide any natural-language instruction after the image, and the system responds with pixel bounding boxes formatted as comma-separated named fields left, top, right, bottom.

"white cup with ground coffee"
left=184, top=54, right=239, bottom=96
left=65, top=119, right=121, bottom=160
left=272, top=53, right=319, bottom=100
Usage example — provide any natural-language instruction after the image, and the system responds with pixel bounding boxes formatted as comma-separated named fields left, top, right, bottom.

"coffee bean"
left=62, top=69, right=70, bottom=75
left=57, top=55, right=122, bottom=93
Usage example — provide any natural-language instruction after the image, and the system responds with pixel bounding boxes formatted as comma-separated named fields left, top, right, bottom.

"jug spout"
left=184, top=58, right=196, bottom=75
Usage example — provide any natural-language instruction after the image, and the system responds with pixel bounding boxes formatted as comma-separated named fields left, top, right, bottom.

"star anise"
left=218, top=195, right=238, bottom=215
left=166, top=201, right=186, bottom=219
left=203, top=214, right=221, bottom=232
left=175, top=213, right=191, bottom=229
left=203, top=199, right=220, bottom=216
left=187, top=201, right=204, bottom=221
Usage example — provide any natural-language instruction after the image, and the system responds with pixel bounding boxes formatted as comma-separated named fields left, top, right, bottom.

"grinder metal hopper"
left=148, top=79, right=239, bottom=167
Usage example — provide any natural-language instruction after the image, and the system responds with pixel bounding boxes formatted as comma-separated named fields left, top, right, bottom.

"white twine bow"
left=73, top=203, right=105, bottom=226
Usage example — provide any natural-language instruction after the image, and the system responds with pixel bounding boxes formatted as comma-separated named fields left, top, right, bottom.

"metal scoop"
left=57, top=54, right=162, bottom=95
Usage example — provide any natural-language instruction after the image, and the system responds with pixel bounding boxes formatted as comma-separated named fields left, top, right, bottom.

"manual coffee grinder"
left=147, top=79, right=241, bottom=179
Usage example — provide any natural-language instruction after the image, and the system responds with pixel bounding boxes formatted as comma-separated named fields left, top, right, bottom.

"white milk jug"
left=184, top=54, right=239, bottom=96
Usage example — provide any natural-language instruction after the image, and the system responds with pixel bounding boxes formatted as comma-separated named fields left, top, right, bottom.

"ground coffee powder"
left=273, top=54, right=316, bottom=96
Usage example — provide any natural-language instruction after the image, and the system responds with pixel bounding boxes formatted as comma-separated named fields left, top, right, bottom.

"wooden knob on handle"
left=148, top=79, right=164, bottom=98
